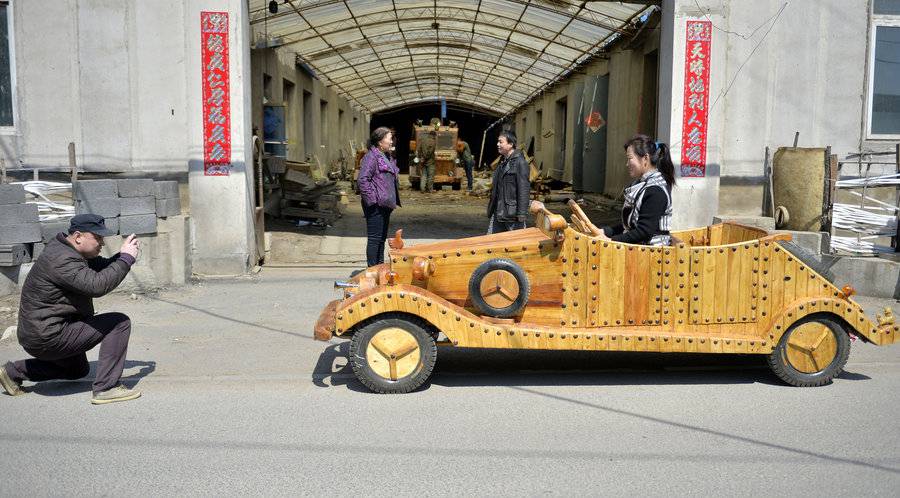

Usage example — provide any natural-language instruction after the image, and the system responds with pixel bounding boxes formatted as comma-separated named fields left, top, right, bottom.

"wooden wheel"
left=768, top=315, right=850, bottom=387
left=468, top=259, right=530, bottom=318
left=479, top=269, right=521, bottom=309
left=784, top=322, right=838, bottom=373
left=365, top=327, right=422, bottom=381
left=349, top=314, right=437, bottom=394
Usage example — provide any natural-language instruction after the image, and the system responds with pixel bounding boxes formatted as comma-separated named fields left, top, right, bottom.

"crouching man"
left=0, top=214, right=141, bottom=404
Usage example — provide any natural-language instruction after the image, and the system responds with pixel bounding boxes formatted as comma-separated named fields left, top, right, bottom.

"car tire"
left=767, top=315, right=850, bottom=387
left=468, top=258, right=530, bottom=318
left=410, top=179, right=420, bottom=190
left=349, top=314, right=437, bottom=394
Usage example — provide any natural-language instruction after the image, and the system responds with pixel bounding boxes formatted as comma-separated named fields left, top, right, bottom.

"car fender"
left=333, top=284, right=481, bottom=342
left=767, top=297, right=897, bottom=346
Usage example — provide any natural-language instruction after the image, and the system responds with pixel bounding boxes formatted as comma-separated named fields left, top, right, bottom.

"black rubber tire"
left=468, top=258, right=531, bottom=318
left=767, top=315, right=850, bottom=387
left=452, top=182, right=462, bottom=191
left=410, top=178, right=421, bottom=190
left=777, top=240, right=834, bottom=283
left=349, top=314, right=437, bottom=394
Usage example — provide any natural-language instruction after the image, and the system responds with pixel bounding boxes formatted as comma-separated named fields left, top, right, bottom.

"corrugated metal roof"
left=249, top=1, right=653, bottom=114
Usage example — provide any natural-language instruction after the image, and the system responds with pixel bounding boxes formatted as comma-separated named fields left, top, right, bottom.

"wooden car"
left=315, top=201, right=898, bottom=393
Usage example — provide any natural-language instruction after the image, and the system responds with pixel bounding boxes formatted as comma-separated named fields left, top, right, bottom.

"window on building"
left=0, top=2, right=14, bottom=127
left=868, top=1, right=900, bottom=137
left=302, top=90, right=313, bottom=157
left=319, top=99, right=328, bottom=148
left=535, top=109, right=543, bottom=151
left=282, top=79, right=295, bottom=157
left=262, top=73, right=272, bottom=102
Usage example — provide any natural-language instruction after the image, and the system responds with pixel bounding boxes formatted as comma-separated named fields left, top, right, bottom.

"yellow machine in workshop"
left=409, top=118, right=465, bottom=191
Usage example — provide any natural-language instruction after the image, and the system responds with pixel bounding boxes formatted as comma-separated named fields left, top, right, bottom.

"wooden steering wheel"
left=567, top=199, right=603, bottom=237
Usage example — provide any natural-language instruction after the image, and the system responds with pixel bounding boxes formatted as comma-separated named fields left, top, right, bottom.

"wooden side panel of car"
left=688, top=243, right=759, bottom=326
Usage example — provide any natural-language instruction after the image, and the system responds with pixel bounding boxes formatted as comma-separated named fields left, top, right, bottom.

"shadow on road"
left=26, top=359, right=157, bottom=397
left=312, top=345, right=873, bottom=390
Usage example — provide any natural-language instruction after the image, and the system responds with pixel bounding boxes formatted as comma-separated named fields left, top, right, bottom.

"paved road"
left=1, top=268, right=898, bottom=496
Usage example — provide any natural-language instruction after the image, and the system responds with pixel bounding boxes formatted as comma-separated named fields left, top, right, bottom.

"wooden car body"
left=315, top=205, right=897, bottom=391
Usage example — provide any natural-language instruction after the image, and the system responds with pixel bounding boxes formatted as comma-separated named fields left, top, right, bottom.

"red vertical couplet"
left=201, top=12, right=231, bottom=176
left=680, top=20, right=711, bottom=178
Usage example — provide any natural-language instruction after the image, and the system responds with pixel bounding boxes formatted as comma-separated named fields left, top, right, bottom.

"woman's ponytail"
left=655, top=142, right=676, bottom=189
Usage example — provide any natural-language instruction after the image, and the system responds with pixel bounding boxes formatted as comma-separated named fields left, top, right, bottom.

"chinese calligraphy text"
left=680, top=20, right=711, bottom=178
left=201, top=12, right=231, bottom=176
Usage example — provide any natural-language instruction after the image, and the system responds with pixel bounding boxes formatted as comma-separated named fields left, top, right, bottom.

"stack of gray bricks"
left=74, top=178, right=182, bottom=236
left=154, top=181, right=181, bottom=218
left=0, top=184, right=42, bottom=266
left=116, top=179, right=157, bottom=235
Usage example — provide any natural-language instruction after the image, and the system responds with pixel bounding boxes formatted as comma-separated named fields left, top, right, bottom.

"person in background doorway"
left=0, top=214, right=142, bottom=404
left=358, top=126, right=401, bottom=267
left=486, top=130, right=530, bottom=234
left=597, top=134, right=675, bottom=246
left=457, top=139, right=475, bottom=190
left=420, top=128, right=436, bottom=193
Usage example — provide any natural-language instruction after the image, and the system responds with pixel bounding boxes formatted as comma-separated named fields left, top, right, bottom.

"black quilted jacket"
left=17, top=233, right=132, bottom=351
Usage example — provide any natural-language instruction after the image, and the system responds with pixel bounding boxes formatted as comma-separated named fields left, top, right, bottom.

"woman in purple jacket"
left=358, top=126, right=401, bottom=267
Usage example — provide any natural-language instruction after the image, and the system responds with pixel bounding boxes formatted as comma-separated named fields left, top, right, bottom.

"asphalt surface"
left=1, top=268, right=898, bottom=496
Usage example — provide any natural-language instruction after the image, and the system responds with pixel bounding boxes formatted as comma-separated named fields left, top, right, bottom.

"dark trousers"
left=363, top=203, right=392, bottom=267
left=5, top=312, right=131, bottom=394
left=464, top=160, right=474, bottom=189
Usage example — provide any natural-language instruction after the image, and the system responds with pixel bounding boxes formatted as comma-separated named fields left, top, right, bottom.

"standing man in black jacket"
left=0, top=214, right=142, bottom=404
left=487, top=130, right=530, bottom=233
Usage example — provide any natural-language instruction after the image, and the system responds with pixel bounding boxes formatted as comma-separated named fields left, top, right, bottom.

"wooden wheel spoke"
left=810, top=330, right=829, bottom=351
left=394, top=341, right=420, bottom=360
left=369, top=337, right=393, bottom=360
left=809, top=354, right=821, bottom=372
left=496, top=285, right=516, bottom=301
left=388, top=359, right=398, bottom=381
left=787, top=342, right=811, bottom=354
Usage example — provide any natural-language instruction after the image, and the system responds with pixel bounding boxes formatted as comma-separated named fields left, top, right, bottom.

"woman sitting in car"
left=598, top=134, right=675, bottom=246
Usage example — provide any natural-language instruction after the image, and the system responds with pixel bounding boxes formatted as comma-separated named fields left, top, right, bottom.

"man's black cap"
left=68, top=214, right=115, bottom=237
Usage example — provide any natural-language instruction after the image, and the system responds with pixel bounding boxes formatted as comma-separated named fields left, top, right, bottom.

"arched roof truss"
left=249, top=0, right=653, bottom=113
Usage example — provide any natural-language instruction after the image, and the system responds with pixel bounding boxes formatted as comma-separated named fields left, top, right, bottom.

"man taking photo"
left=0, top=214, right=142, bottom=404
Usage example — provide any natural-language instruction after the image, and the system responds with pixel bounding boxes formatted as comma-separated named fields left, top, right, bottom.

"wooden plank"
left=588, top=239, right=602, bottom=327
left=661, top=247, right=676, bottom=329
left=624, top=246, right=649, bottom=326
left=674, top=246, right=690, bottom=331
left=737, top=244, right=752, bottom=323
left=771, top=245, right=786, bottom=317
left=701, top=249, right=717, bottom=325
left=609, top=244, right=626, bottom=325
left=782, top=250, right=797, bottom=308
left=723, top=246, right=740, bottom=325
left=648, top=247, right=663, bottom=326
left=715, top=247, right=730, bottom=324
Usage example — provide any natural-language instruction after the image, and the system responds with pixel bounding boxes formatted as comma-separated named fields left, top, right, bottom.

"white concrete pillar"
left=186, top=0, right=256, bottom=274
left=658, top=0, right=724, bottom=230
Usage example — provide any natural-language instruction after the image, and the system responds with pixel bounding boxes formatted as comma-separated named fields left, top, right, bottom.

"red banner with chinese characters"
left=201, top=12, right=230, bottom=176
left=680, top=20, right=711, bottom=178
